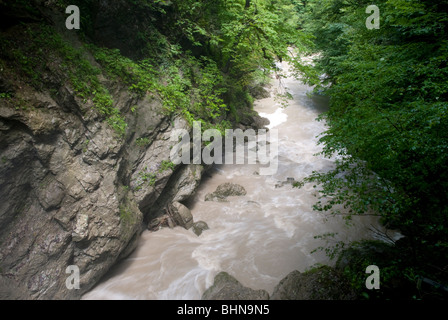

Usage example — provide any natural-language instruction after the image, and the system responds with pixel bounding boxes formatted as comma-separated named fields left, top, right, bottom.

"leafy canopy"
left=298, top=0, right=448, bottom=291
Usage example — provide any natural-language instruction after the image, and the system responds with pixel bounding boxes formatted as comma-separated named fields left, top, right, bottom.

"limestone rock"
left=202, top=272, right=269, bottom=300
left=169, top=202, right=194, bottom=230
left=172, top=164, right=204, bottom=203
left=72, top=214, right=90, bottom=243
left=0, top=59, right=198, bottom=300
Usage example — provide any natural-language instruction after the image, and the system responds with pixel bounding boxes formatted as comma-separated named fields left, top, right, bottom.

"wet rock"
left=205, top=183, right=247, bottom=202
left=252, top=114, right=270, bottom=130
left=172, top=164, right=204, bottom=203
left=215, top=183, right=247, bottom=197
left=193, top=221, right=209, bottom=236
left=148, top=214, right=174, bottom=231
left=169, top=202, right=194, bottom=230
left=237, top=105, right=270, bottom=131
left=270, top=266, right=356, bottom=300
left=148, top=202, right=194, bottom=231
left=202, top=272, right=270, bottom=300
left=144, top=164, right=204, bottom=222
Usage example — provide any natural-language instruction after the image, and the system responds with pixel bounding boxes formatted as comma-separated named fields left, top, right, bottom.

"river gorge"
left=82, top=63, right=393, bottom=300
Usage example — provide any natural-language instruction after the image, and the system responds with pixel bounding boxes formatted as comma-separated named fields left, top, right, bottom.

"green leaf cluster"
left=299, top=0, right=448, bottom=295
left=0, top=24, right=127, bottom=137
left=78, top=0, right=314, bottom=133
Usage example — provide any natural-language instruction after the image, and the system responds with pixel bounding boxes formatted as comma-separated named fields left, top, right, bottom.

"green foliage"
left=89, top=44, right=231, bottom=132
left=311, top=233, right=346, bottom=260
left=1, top=0, right=315, bottom=136
left=298, top=0, right=448, bottom=296
left=136, top=167, right=157, bottom=190
left=157, top=56, right=230, bottom=129
left=89, top=45, right=158, bottom=97
left=0, top=93, right=12, bottom=99
left=110, top=0, right=312, bottom=130
left=160, top=160, right=175, bottom=172
left=135, top=137, right=151, bottom=147
left=335, top=240, right=431, bottom=300
left=0, top=24, right=127, bottom=137
left=43, top=0, right=315, bottom=136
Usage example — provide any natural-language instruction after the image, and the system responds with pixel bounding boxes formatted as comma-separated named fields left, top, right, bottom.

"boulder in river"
left=205, top=183, right=247, bottom=202
left=270, top=266, right=356, bottom=300
left=169, top=201, right=194, bottom=230
left=202, top=272, right=270, bottom=300
left=148, top=202, right=193, bottom=231
left=192, top=221, right=209, bottom=236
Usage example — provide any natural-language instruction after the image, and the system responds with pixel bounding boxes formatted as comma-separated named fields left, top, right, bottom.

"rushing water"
left=83, top=64, right=391, bottom=300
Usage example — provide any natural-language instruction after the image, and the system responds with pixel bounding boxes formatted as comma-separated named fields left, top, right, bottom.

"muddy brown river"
left=83, top=63, right=394, bottom=300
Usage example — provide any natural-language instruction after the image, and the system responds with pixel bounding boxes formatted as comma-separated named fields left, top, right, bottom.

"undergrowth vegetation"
left=0, top=23, right=127, bottom=136
left=297, top=0, right=448, bottom=299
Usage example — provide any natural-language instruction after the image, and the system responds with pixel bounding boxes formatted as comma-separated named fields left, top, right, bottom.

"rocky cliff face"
left=0, top=1, right=269, bottom=300
left=0, top=67, right=200, bottom=299
left=0, top=26, right=201, bottom=301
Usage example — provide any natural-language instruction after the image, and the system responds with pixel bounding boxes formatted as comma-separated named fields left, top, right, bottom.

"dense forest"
left=297, top=0, right=448, bottom=299
left=0, top=0, right=447, bottom=300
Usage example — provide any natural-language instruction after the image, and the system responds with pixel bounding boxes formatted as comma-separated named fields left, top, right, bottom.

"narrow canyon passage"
left=83, top=64, right=389, bottom=300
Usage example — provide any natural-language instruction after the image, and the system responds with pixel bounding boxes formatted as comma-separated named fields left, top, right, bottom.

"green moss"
left=119, top=204, right=134, bottom=225
left=133, top=160, right=175, bottom=191
left=118, top=202, right=139, bottom=241
left=82, top=139, right=90, bottom=153
left=135, top=137, right=151, bottom=147
left=134, top=167, right=157, bottom=191
left=159, top=160, right=175, bottom=172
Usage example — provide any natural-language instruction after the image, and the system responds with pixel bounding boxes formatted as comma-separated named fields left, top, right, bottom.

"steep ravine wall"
left=0, top=18, right=206, bottom=300
left=0, top=66, right=200, bottom=299
left=0, top=1, right=270, bottom=300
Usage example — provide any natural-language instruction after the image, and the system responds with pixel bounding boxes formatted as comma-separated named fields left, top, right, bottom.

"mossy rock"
left=270, top=266, right=357, bottom=300
left=193, top=221, right=209, bottom=236
left=202, top=272, right=269, bottom=300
